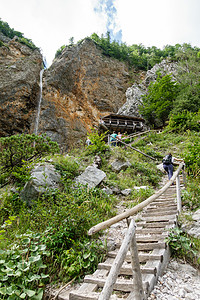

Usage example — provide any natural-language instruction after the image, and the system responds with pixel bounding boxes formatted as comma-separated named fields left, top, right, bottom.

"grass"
left=0, top=129, right=200, bottom=287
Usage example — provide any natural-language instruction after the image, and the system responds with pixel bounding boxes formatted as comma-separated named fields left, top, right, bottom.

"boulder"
left=181, top=209, right=200, bottom=239
left=75, top=166, right=106, bottom=189
left=187, top=209, right=200, bottom=238
left=110, top=159, right=131, bottom=173
left=21, top=164, right=61, bottom=205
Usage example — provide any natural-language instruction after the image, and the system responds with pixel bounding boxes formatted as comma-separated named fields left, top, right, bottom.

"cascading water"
left=34, top=69, right=44, bottom=135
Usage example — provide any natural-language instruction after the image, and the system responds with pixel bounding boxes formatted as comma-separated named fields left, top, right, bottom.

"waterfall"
left=34, top=69, right=44, bottom=135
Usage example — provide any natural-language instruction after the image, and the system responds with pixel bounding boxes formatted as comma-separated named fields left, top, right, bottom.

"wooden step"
left=141, top=215, right=177, bottom=222
left=116, top=241, right=166, bottom=251
left=136, top=234, right=168, bottom=242
left=108, top=250, right=164, bottom=263
left=142, top=210, right=177, bottom=217
left=98, top=261, right=157, bottom=276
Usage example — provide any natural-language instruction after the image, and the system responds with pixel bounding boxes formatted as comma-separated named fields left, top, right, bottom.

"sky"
left=1, top=0, right=200, bottom=67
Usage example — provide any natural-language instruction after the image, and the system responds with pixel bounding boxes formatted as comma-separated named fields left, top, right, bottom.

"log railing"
left=98, top=218, right=145, bottom=300
left=88, top=162, right=185, bottom=300
left=88, top=162, right=185, bottom=235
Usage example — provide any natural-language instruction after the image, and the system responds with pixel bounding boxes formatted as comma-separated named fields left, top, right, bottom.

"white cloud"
left=115, top=0, right=200, bottom=48
left=1, top=0, right=200, bottom=66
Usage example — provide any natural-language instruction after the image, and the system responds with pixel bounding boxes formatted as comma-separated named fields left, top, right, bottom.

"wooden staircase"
left=67, top=183, right=182, bottom=300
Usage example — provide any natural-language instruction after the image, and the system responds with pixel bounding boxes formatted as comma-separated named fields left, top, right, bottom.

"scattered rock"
left=121, top=188, right=132, bottom=196
left=110, top=159, right=131, bottom=173
left=75, top=166, right=106, bottom=189
left=20, top=164, right=61, bottom=205
left=148, top=259, right=200, bottom=300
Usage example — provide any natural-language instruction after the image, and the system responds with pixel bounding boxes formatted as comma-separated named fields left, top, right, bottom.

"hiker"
left=117, top=132, right=122, bottom=146
left=110, top=131, right=118, bottom=146
left=162, top=153, right=184, bottom=180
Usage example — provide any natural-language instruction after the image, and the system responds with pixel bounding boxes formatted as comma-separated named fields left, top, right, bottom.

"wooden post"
left=99, top=219, right=136, bottom=300
left=108, top=134, right=110, bottom=146
left=182, top=168, right=187, bottom=187
left=176, top=174, right=182, bottom=213
left=128, top=219, right=145, bottom=300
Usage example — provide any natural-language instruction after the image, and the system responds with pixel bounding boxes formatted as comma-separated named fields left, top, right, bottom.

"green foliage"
left=0, top=216, right=17, bottom=241
left=126, top=187, right=154, bottom=208
left=85, top=129, right=109, bottom=155
left=140, top=74, right=179, bottom=127
left=166, top=227, right=200, bottom=267
left=181, top=178, right=200, bottom=210
left=0, top=134, right=59, bottom=186
left=55, top=45, right=65, bottom=58
left=0, top=231, right=49, bottom=300
left=55, top=239, right=106, bottom=282
left=183, top=138, right=200, bottom=177
left=0, top=19, right=37, bottom=50
left=53, top=155, right=79, bottom=181
left=172, top=45, right=200, bottom=114
left=166, top=111, right=200, bottom=132
left=90, top=33, right=200, bottom=70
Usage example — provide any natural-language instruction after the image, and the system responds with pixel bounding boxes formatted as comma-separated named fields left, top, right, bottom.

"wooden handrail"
left=88, top=162, right=184, bottom=235
left=116, top=138, right=156, bottom=161
left=99, top=219, right=145, bottom=300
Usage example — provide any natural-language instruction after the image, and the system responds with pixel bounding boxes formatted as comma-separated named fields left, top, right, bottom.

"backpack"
left=162, top=154, right=172, bottom=165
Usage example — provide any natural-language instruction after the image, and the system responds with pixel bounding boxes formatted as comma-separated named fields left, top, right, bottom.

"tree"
left=0, top=134, right=59, bottom=186
left=139, top=74, right=179, bottom=127
left=172, top=46, right=200, bottom=114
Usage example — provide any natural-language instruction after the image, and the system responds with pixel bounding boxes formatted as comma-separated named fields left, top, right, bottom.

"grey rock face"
left=21, top=164, right=61, bottom=205
left=118, top=59, right=178, bottom=118
left=75, top=166, right=106, bottom=189
left=118, top=83, right=145, bottom=117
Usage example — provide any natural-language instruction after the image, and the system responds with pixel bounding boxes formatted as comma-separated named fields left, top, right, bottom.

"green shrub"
left=0, top=134, right=59, bottom=186
left=182, top=179, right=200, bottom=210
left=53, top=155, right=79, bottom=181
left=54, top=239, right=106, bottom=282
left=183, top=138, right=200, bottom=177
left=166, top=227, right=200, bottom=267
left=85, top=129, right=109, bottom=155
left=166, top=111, right=200, bottom=132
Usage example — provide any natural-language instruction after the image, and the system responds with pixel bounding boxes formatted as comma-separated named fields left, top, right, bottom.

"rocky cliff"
left=0, top=35, right=131, bottom=149
left=39, top=38, right=130, bottom=150
left=1, top=33, right=178, bottom=150
left=0, top=33, right=43, bottom=136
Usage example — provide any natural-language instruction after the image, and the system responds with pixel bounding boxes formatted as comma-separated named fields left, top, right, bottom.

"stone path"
left=148, top=259, right=200, bottom=300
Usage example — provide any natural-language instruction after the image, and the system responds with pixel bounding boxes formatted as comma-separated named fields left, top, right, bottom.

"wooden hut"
left=99, top=114, right=145, bottom=134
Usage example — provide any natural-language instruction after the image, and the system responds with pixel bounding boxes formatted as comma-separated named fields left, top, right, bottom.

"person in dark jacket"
left=162, top=153, right=184, bottom=180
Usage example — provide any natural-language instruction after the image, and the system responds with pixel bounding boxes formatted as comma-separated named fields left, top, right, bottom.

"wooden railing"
left=88, top=162, right=185, bottom=300
left=88, top=162, right=184, bottom=235
left=98, top=218, right=145, bottom=300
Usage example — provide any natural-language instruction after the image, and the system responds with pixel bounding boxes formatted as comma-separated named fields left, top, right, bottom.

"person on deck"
left=117, top=132, right=122, bottom=146
left=110, top=131, right=118, bottom=146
